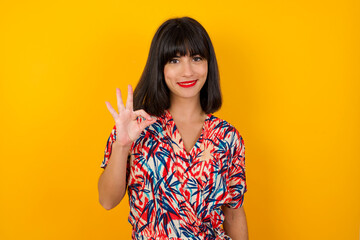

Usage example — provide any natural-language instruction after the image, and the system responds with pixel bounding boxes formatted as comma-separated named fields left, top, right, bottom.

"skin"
left=98, top=54, right=248, bottom=239
left=222, top=205, right=249, bottom=240
left=163, top=54, right=208, bottom=153
left=163, top=54, right=207, bottom=103
left=98, top=86, right=156, bottom=209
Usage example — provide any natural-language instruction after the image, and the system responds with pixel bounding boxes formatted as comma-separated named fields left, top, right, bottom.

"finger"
left=139, top=118, right=157, bottom=131
left=125, top=85, right=133, bottom=111
left=133, top=109, right=153, bottom=121
left=105, top=101, right=119, bottom=120
left=116, top=88, right=125, bottom=112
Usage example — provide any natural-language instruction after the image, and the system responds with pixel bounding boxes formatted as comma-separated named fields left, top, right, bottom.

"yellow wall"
left=0, top=0, right=359, bottom=239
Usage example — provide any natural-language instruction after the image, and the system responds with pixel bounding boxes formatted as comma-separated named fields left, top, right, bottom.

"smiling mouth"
left=177, top=80, right=198, bottom=88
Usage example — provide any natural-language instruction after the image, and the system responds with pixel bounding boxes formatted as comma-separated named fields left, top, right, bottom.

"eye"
left=168, top=58, right=179, bottom=64
left=193, top=56, right=203, bottom=62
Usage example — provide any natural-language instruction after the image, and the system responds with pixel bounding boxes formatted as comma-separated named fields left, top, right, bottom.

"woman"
left=98, top=17, right=248, bottom=240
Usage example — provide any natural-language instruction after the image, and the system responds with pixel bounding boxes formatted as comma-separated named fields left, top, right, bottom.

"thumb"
left=139, top=118, right=156, bottom=131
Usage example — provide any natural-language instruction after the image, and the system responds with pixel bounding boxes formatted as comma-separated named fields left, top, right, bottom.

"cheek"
left=164, top=66, right=174, bottom=81
left=200, top=64, right=208, bottom=77
left=163, top=67, right=174, bottom=88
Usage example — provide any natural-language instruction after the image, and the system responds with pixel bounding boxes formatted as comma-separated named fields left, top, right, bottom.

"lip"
left=177, top=80, right=198, bottom=88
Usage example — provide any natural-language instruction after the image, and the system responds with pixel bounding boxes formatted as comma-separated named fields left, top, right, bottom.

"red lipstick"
left=177, top=80, right=197, bottom=88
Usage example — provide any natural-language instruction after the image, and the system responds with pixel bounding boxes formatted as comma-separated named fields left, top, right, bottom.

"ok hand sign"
left=105, top=85, right=156, bottom=149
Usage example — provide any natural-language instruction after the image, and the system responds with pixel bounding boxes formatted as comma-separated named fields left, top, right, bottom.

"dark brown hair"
left=133, top=17, right=222, bottom=116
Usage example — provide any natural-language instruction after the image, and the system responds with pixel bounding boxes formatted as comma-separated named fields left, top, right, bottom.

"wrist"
left=113, top=141, right=132, bottom=151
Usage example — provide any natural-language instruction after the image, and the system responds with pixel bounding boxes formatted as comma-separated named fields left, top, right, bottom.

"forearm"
left=223, top=206, right=249, bottom=240
left=98, top=142, right=129, bottom=210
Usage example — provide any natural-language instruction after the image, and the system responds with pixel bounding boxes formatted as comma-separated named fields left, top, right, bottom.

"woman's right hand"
left=105, top=85, right=156, bottom=149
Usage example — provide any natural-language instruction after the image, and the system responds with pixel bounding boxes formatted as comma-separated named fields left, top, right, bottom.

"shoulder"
left=206, top=115, right=244, bottom=143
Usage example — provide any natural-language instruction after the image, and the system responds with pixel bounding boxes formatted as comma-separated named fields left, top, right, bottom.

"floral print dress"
left=101, top=110, right=247, bottom=240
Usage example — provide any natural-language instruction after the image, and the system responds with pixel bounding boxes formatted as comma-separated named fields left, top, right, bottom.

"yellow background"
left=0, top=0, right=359, bottom=239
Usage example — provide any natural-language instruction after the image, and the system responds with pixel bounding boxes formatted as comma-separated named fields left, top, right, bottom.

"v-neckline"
left=165, top=109, right=212, bottom=156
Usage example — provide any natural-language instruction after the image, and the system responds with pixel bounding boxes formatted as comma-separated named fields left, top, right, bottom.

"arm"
left=222, top=205, right=249, bottom=240
left=98, top=143, right=129, bottom=210
left=98, top=85, right=156, bottom=210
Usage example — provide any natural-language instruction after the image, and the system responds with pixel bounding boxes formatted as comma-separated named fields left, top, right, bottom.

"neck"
left=168, top=95, right=206, bottom=122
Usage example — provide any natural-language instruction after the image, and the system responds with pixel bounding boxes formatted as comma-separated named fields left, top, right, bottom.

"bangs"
left=159, top=23, right=210, bottom=66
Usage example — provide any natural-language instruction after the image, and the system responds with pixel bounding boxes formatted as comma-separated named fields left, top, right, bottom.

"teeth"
left=179, top=81, right=196, bottom=85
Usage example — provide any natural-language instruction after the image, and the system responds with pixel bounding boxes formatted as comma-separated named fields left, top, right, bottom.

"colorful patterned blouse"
left=101, top=110, right=247, bottom=240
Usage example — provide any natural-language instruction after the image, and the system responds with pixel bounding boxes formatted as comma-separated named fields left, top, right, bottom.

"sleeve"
left=225, top=132, right=247, bottom=209
left=100, top=125, right=117, bottom=169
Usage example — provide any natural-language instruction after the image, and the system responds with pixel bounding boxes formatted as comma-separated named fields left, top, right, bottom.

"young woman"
left=98, top=17, right=248, bottom=240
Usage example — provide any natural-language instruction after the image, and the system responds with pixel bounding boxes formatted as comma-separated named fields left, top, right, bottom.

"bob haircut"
left=133, top=17, right=222, bottom=116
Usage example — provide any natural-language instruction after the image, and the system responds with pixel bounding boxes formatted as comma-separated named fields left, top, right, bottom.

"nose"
left=181, top=59, right=194, bottom=77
